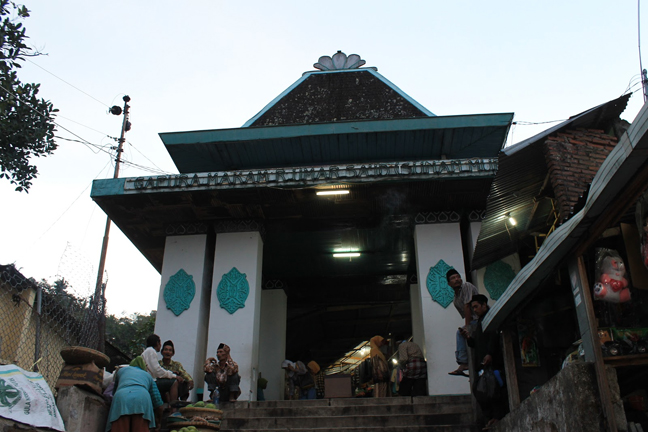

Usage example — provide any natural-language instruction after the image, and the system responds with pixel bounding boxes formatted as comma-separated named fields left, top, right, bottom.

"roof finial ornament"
left=314, top=51, right=366, bottom=71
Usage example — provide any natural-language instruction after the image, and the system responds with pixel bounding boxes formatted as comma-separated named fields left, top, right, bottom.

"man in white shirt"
left=142, top=334, right=182, bottom=403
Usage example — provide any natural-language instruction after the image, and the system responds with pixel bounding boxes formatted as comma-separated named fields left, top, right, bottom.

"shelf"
left=603, top=354, right=648, bottom=367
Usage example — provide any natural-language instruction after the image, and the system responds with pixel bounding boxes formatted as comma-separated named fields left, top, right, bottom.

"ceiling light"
left=333, top=252, right=360, bottom=258
left=392, top=358, right=398, bottom=365
left=507, top=213, right=517, bottom=226
left=316, top=190, right=350, bottom=196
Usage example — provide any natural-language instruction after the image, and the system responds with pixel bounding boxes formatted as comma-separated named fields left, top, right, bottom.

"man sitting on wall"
left=461, top=294, right=508, bottom=430
left=142, top=334, right=182, bottom=404
left=447, top=269, right=479, bottom=377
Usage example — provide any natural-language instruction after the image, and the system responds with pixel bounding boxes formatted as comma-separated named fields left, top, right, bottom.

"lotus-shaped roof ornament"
left=314, top=51, right=366, bottom=71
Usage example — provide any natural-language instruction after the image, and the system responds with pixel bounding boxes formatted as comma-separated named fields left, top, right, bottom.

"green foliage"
left=105, top=310, right=157, bottom=358
left=0, top=0, right=58, bottom=192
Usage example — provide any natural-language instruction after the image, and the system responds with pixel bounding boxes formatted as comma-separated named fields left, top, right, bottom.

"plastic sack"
left=592, top=248, right=631, bottom=303
left=474, top=368, right=501, bottom=405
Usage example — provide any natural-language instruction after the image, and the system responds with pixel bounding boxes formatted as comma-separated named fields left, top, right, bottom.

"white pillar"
left=155, top=234, right=212, bottom=401
left=410, top=283, right=426, bottom=357
left=258, top=289, right=287, bottom=401
left=207, top=231, right=263, bottom=402
left=414, top=223, right=471, bottom=395
left=468, top=221, right=482, bottom=286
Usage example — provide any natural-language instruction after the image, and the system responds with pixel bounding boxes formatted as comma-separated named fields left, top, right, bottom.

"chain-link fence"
left=0, top=263, right=104, bottom=391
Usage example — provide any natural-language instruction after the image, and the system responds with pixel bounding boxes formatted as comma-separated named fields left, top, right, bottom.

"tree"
left=0, top=0, right=57, bottom=192
left=105, top=311, right=157, bottom=358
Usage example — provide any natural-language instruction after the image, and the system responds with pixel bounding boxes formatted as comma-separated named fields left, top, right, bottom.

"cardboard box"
left=324, top=374, right=352, bottom=398
left=56, top=361, right=104, bottom=396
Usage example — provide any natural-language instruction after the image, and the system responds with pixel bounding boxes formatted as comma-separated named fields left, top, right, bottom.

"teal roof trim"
left=160, top=113, right=513, bottom=173
left=91, top=177, right=125, bottom=197
left=163, top=114, right=511, bottom=146
left=241, top=69, right=434, bottom=127
left=365, top=69, right=435, bottom=117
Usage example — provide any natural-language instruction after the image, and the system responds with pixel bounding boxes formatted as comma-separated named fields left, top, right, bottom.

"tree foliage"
left=0, top=0, right=57, bottom=192
left=105, top=311, right=157, bottom=358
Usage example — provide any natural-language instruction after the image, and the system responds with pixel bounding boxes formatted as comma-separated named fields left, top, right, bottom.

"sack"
left=474, top=368, right=501, bottom=405
left=372, top=356, right=389, bottom=383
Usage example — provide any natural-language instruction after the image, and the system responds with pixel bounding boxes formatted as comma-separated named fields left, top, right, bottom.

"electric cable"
left=25, top=58, right=110, bottom=109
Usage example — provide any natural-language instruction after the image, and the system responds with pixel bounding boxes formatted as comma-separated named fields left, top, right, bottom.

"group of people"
left=281, top=359, right=323, bottom=400
left=446, top=269, right=508, bottom=430
left=105, top=335, right=240, bottom=432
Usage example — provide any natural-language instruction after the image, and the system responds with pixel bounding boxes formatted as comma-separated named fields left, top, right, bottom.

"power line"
left=25, top=58, right=110, bottom=109
left=1, top=82, right=170, bottom=176
left=513, top=119, right=566, bottom=126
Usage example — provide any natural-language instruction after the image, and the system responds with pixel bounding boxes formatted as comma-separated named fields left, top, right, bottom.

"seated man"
left=159, top=340, right=194, bottom=401
left=142, top=334, right=182, bottom=404
left=204, top=343, right=241, bottom=404
left=447, top=269, right=479, bottom=377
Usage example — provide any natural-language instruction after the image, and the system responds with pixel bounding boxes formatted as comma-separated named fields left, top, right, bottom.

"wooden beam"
left=568, top=256, right=618, bottom=432
left=501, top=328, right=520, bottom=410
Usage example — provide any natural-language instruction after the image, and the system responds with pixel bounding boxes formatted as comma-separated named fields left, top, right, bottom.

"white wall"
left=206, top=231, right=263, bottom=401
left=475, top=252, right=522, bottom=304
left=258, top=289, right=287, bottom=401
left=155, top=234, right=212, bottom=400
left=414, top=223, right=471, bottom=395
left=409, top=283, right=426, bottom=357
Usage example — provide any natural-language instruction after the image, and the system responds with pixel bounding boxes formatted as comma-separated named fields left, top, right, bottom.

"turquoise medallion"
left=163, top=269, right=196, bottom=316
left=484, top=260, right=516, bottom=300
left=217, top=267, right=250, bottom=314
left=427, top=260, right=455, bottom=308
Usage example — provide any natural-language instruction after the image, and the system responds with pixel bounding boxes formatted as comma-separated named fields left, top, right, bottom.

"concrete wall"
left=494, top=363, right=624, bottom=432
left=414, top=223, right=471, bottom=395
left=258, top=289, right=287, bottom=401
left=207, top=231, right=263, bottom=402
left=155, top=234, right=212, bottom=399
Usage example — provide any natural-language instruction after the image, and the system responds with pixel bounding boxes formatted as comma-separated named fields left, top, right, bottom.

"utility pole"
left=93, top=95, right=131, bottom=352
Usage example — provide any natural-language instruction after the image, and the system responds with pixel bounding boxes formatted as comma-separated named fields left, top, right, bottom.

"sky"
left=1, top=1, right=647, bottom=316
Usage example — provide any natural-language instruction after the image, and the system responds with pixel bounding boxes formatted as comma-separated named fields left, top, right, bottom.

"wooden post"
left=568, top=256, right=618, bottom=432
left=501, top=328, right=520, bottom=410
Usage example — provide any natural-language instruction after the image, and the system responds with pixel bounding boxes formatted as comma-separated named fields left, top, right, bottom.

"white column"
left=468, top=221, right=482, bottom=286
left=414, top=223, right=471, bottom=395
left=207, top=231, right=263, bottom=402
left=409, top=283, right=426, bottom=357
left=258, top=289, right=287, bottom=401
left=155, top=234, right=212, bottom=401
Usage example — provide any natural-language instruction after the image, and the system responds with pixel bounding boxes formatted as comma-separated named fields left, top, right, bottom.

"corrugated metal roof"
left=159, top=113, right=513, bottom=173
left=483, top=100, right=648, bottom=331
left=471, top=95, right=631, bottom=270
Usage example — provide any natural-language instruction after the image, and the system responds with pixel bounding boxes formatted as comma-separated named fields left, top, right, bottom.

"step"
left=224, top=401, right=472, bottom=418
left=220, top=426, right=480, bottom=432
left=222, top=412, right=472, bottom=430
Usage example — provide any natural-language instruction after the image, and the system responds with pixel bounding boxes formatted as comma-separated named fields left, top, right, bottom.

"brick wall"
left=544, top=128, right=618, bottom=222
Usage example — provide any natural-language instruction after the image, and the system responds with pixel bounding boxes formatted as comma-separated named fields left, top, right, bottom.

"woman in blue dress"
left=106, top=356, right=163, bottom=432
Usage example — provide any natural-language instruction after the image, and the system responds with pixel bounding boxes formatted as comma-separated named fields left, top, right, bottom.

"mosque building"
left=91, top=51, right=513, bottom=400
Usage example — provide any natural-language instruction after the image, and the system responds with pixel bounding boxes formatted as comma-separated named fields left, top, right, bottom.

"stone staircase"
left=217, top=395, right=479, bottom=432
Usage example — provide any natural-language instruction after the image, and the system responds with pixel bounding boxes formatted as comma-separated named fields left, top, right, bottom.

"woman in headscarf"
left=397, top=340, right=427, bottom=396
left=105, top=356, right=164, bottom=432
left=370, top=335, right=391, bottom=398
left=281, top=360, right=298, bottom=400
left=204, top=343, right=241, bottom=403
